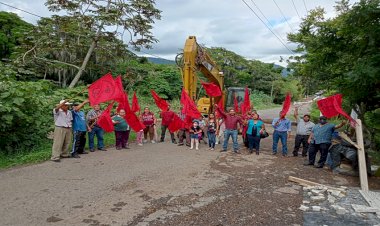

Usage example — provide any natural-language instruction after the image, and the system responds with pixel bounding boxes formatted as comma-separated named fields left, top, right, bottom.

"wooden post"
left=356, top=119, right=369, bottom=191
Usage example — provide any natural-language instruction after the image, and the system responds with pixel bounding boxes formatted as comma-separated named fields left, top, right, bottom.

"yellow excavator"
left=176, top=36, right=248, bottom=115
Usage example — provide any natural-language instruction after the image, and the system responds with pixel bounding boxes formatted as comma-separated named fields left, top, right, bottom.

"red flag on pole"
left=317, top=94, right=356, bottom=125
left=180, top=88, right=202, bottom=118
left=97, top=102, right=115, bottom=132
left=131, top=91, right=140, bottom=113
left=280, top=93, right=292, bottom=117
left=116, top=92, right=131, bottom=113
left=233, top=93, right=239, bottom=112
left=241, top=87, right=251, bottom=115
left=215, top=97, right=224, bottom=118
left=151, top=90, right=169, bottom=111
left=124, top=112, right=145, bottom=132
left=88, top=73, right=117, bottom=106
left=168, top=114, right=185, bottom=133
left=317, top=95, right=340, bottom=118
left=201, top=81, right=222, bottom=97
left=113, top=75, right=125, bottom=102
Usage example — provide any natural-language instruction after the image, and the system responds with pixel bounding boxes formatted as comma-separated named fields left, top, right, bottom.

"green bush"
left=0, top=76, right=53, bottom=153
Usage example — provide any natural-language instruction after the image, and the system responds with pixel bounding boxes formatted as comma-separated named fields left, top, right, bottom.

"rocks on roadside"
left=299, top=185, right=348, bottom=213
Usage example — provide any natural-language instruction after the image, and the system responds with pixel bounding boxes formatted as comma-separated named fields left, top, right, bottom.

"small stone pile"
left=299, top=185, right=348, bottom=215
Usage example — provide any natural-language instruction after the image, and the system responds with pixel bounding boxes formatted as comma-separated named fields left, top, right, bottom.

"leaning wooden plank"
left=288, top=176, right=346, bottom=192
left=356, top=119, right=369, bottom=191
left=351, top=204, right=380, bottom=213
left=288, top=176, right=321, bottom=187
left=339, top=132, right=360, bottom=150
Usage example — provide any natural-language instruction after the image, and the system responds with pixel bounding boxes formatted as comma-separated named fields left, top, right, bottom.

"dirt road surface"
left=1, top=105, right=379, bottom=225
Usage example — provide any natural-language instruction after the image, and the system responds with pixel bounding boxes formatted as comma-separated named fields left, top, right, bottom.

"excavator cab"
left=225, top=87, right=250, bottom=113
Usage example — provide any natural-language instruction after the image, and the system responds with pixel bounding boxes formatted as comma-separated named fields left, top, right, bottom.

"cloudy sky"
left=1, top=0, right=359, bottom=66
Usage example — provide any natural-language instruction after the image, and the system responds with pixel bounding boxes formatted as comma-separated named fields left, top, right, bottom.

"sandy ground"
left=1, top=104, right=379, bottom=226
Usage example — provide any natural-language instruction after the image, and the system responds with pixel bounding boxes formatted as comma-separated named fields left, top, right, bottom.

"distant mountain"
left=147, top=57, right=176, bottom=65
left=273, top=64, right=293, bottom=77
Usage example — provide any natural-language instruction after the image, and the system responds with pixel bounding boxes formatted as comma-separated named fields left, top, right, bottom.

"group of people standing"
left=50, top=99, right=159, bottom=162
left=51, top=98, right=346, bottom=169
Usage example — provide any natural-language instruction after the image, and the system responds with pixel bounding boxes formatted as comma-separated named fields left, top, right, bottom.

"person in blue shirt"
left=304, top=116, right=346, bottom=168
left=71, top=99, right=90, bottom=158
left=272, top=111, right=292, bottom=156
left=246, top=112, right=266, bottom=155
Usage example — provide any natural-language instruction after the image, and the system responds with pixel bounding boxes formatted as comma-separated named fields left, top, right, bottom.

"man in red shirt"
left=215, top=104, right=243, bottom=153
left=160, top=105, right=177, bottom=144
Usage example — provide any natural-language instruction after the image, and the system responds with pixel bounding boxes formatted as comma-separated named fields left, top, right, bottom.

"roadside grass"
left=0, top=132, right=136, bottom=169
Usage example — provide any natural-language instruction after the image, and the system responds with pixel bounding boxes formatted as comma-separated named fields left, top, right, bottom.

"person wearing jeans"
left=304, top=116, right=346, bottom=168
left=206, top=113, right=217, bottom=150
left=215, top=104, right=243, bottom=153
left=246, top=112, right=265, bottom=155
left=292, top=106, right=315, bottom=157
left=272, top=111, right=291, bottom=156
left=87, top=104, right=107, bottom=152
left=71, top=99, right=90, bottom=158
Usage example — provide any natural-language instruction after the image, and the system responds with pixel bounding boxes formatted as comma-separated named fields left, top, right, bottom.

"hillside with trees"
left=0, top=9, right=297, bottom=155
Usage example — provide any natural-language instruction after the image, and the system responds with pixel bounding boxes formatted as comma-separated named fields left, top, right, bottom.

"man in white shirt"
left=51, top=100, right=73, bottom=162
left=293, top=107, right=315, bottom=157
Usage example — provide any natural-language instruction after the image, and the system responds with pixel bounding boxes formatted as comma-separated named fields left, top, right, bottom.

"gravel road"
left=1, top=104, right=379, bottom=226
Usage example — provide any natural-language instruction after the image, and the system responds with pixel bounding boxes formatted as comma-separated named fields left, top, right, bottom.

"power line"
left=302, top=0, right=308, bottom=16
left=0, top=1, right=43, bottom=18
left=249, top=0, right=288, bottom=45
left=241, top=0, right=294, bottom=55
left=291, top=0, right=302, bottom=20
left=272, top=0, right=295, bottom=33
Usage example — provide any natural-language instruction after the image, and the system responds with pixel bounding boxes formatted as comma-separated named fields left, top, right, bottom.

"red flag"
left=168, top=114, right=185, bottom=133
left=201, top=81, right=222, bottom=97
left=280, top=93, right=291, bottom=117
left=88, top=73, right=117, bottom=106
left=124, top=112, right=145, bottom=132
left=318, top=94, right=356, bottom=125
left=116, top=92, right=131, bottom=113
left=131, top=91, right=140, bottom=113
left=241, top=87, right=251, bottom=115
left=113, top=76, right=125, bottom=102
left=97, top=102, right=115, bottom=132
left=180, top=88, right=202, bottom=118
left=151, top=90, right=169, bottom=111
left=215, top=97, right=225, bottom=118
left=233, top=93, right=239, bottom=112
left=317, top=95, right=340, bottom=118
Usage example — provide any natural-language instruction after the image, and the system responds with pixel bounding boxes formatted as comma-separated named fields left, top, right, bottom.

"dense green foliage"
left=288, top=0, right=380, bottom=149
left=0, top=65, right=52, bottom=153
left=0, top=12, right=32, bottom=59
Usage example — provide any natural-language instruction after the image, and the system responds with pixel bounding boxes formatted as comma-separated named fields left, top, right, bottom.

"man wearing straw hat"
left=51, top=99, right=73, bottom=162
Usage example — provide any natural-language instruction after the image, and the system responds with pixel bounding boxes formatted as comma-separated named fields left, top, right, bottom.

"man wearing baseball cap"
left=51, top=99, right=73, bottom=162
left=304, top=116, right=346, bottom=168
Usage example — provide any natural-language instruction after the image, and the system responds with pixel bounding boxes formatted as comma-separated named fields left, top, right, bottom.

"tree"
left=288, top=0, right=380, bottom=148
left=0, top=12, right=33, bottom=59
left=41, top=0, right=161, bottom=88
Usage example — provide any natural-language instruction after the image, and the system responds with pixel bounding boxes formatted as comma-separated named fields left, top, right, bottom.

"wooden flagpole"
left=356, top=119, right=369, bottom=191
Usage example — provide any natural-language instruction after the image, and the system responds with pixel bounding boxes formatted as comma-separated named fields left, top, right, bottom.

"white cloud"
left=1, top=0, right=359, bottom=66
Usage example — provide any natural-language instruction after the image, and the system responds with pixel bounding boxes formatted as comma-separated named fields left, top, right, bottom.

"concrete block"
left=299, top=205, right=309, bottom=211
